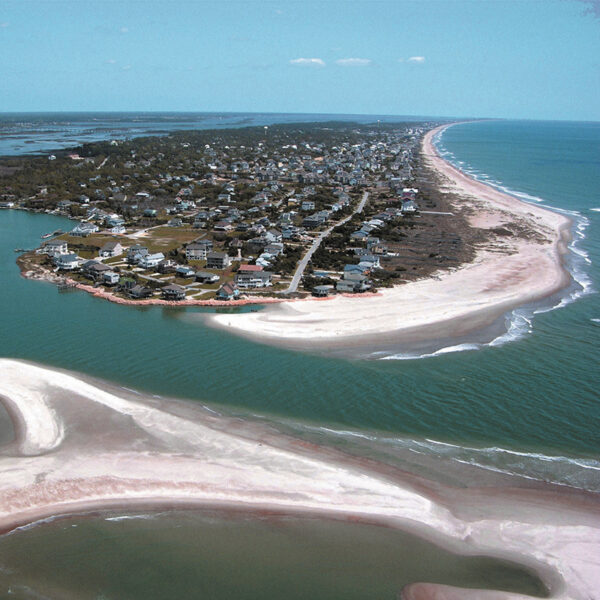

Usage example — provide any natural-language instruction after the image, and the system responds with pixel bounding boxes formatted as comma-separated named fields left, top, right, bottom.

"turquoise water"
left=1, top=117, right=598, bottom=599
left=1, top=120, right=599, bottom=479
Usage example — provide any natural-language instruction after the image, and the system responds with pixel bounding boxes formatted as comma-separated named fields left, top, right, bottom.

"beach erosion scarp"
left=0, top=359, right=599, bottom=599
left=205, top=124, right=572, bottom=353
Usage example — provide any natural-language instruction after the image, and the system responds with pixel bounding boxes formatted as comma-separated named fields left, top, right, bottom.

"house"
left=357, top=254, right=381, bottom=270
left=161, top=284, right=186, bottom=301
left=175, top=265, right=196, bottom=278
left=99, top=241, right=123, bottom=258
left=302, top=212, right=327, bottom=229
left=70, top=222, right=99, bottom=237
left=43, top=239, right=68, bottom=257
left=157, top=259, right=178, bottom=274
left=214, top=220, right=233, bottom=232
left=312, top=285, right=333, bottom=297
left=168, top=217, right=183, bottom=227
left=206, top=252, right=231, bottom=270
left=216, top=282, right=239, bottom=301
left=264, top=243, right=284, bottom=256
left=402, top=187, right=418, bottom=200
left=103, top=271, right=120, bottom=286
left=127, top=245, right=148, bottom=264
left=81, top=260, right=112, bottom=280
left=401, top=200, right=418, bottom=214
left=185, top=240, right=213, bottom=261
left=195, top=271, right=220, bottom=284
left=235, top=269, right=273, bottom=289
left=138, top=252, right=165, bottom=269
left=265, top=229, right=282, bottom=243
left=128, top=284, right=153, bottom=299
left=106, top=216, right=125, bottom=228
left=344, top=264, right=366, bottom=275
left=301, top=200, right=315, bottom=211
left=55, top=253, right=81, bottom=271
left=350, top=230, right=369, bottom=241
left=336, top=273, right=370, bottom=293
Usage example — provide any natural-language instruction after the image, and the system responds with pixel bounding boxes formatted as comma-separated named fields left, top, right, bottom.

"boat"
left=40, top=229, right=63, bottom=239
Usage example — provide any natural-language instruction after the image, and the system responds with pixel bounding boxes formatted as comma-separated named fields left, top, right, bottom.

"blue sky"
left=0, top=0, right=598, bottom=120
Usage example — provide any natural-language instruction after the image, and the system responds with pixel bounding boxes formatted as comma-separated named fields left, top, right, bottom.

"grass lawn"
left=143, top=226, right=201, bottom=251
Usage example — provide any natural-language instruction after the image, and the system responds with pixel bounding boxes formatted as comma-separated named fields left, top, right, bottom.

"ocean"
left=0, top=114, right=598, bottom=598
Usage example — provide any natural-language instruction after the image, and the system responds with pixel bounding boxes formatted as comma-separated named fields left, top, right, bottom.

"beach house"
left=99, top=241, right=123, bottom=258
left=206, top=252, right=231, bottom=270
left=43, top=239, right=68, bottom=258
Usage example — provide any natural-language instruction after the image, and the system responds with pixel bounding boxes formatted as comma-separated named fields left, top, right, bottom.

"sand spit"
left=0, top=360, right=599, bottom=599
left=206, top=124, right=572, bottom=350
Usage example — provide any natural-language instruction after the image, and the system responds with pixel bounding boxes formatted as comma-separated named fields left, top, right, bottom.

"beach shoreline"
left=0, top=359, right=598, bottom=599
left=14, top=121, right=575, bottom=357
left=203, top=123, right=573, bottom=353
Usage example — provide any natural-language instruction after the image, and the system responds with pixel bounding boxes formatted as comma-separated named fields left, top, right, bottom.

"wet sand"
left=0, top=359, right=598, bottom=599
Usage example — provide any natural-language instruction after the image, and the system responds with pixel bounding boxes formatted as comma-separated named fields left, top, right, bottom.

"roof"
left=219, top=282, right=237, bottom=295
left=238, top=264, right=263, bottom=272
left=100, top=241, right=120, bottom=250
left=163, top=284, right=186, bottom=293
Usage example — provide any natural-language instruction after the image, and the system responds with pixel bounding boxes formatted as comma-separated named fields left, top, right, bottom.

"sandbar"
left=0, top=359, right=599, bottom=599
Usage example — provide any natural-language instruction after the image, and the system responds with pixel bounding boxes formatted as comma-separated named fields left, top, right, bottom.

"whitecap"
left=105, top=513, right=158, bottom=522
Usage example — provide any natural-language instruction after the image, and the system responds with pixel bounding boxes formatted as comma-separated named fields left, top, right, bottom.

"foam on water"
left=293, top=423, right=600, bottom=492
left=105, top=513, right=161, bottom=523
left=379, top=127, right=595, bottom=361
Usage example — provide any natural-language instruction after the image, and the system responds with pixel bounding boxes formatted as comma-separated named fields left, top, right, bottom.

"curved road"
left=282, top=191, right=369, bottom=294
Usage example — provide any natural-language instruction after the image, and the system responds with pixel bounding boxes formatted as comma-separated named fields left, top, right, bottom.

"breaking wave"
left=382, top=126, right=594, bottom=361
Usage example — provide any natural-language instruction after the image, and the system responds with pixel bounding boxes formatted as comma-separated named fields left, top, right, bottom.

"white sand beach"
left=0, top=359, right=599, bottom=599
left=207, top=124, right=572, bottom=349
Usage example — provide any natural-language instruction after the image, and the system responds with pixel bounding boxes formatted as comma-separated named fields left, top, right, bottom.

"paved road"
left=282, top=191, right=369, bottom=294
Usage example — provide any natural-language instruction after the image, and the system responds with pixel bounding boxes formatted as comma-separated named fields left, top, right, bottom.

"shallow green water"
left=0, top=512, right=548, bottom=600
left=1, top=118, right=598, bottom=599
left=1, top=208, right=598, bottom=473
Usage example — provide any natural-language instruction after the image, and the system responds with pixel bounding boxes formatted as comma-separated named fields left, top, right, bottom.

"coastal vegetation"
left=1, top=120, right=483, bottom=302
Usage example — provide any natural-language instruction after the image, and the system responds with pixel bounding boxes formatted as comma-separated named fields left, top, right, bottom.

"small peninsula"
left=1, top=120, right=571, bottom=351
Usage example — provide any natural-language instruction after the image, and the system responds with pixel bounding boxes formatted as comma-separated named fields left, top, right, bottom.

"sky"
left=0, top=0, right=599, bottom=120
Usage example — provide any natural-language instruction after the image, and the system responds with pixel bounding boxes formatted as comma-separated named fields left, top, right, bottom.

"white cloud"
left=120, top=27, right=129, bottom=34
left=105, top=59, right=117, bottom=64
left=407, top=56, right=426, bottom=63
left=335, top=58, right=371, bottom=67
left=289, top=58, right=326, bottom=67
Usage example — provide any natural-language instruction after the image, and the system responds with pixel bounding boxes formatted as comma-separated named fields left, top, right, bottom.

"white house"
left=99, top=241, right=123, bottom=258
left=185, top=240, right=213, bottom=261
left=139, top=252, right=165, bottom=269
left=70, top=222, right=99, bottom=237
left=43, top=239, right=68, bottom=257
left=55, top=253, right=81, bottom=270
left=103, top=271, right=120, bottom=286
